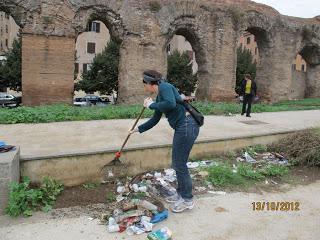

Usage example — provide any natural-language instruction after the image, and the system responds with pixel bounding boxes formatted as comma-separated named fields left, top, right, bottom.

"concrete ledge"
left=21, top=132, right=293, bottom=187
left=0, top=148, right=20, bottom=214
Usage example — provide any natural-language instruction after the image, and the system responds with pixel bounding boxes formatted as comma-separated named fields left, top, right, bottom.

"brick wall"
left=22, top=34, right=75, bottom=106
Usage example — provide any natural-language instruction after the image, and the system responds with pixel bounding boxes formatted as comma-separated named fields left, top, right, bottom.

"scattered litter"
left=147, top=227, right=172, bottom=240
left=117, top=186, right=126, bottom=193
left=236, top=157, right=245, bottom=162
left=108, top=170, right=114, bottom=178
left=208, top=191, right=226, bottom=195
left=195, top=186, right=207, bottom=192
left=270, top=180, right=278, bottom=185
left=199, top=160, right=217, bottom=167
left=244, top=152, right=257, bottom=163
left=151, top=210, right=168, bottom=224
left=265, top=180, right=269, bottom=184
left=0, top=143, right=16, bottom=153
left=116, top=195, right=125, bottom=202
left=154, top=172, right=162, bottom=179
left=108, top=217, right=120, bottom=233
left=187, top=162, right=200, bottom=169
left=87, top=217, right=94, bottom=221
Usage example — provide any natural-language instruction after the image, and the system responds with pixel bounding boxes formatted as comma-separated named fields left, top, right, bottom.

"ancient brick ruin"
left=1, top=0, right=320, bottom=105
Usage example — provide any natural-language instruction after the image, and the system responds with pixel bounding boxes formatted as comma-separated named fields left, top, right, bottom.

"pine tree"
left=75, top=40, right=120, bottom=96
left=0, top=37, right=22, bottom=91
left=235, top=46, right=257, bottom=94
left=167, top=50, right=198, bottom=96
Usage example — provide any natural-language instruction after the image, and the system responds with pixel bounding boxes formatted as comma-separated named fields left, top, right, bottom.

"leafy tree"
left=75, top=40, right=120, bottom=96
left=235, top=46, right=257, bottom=94
left=167, top=50, right=198, bottom=95
left=0, top=37, right=22, bottom=91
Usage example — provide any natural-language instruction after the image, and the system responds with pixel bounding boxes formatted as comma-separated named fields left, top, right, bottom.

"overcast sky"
left=253, top=0, right=320, bottom=18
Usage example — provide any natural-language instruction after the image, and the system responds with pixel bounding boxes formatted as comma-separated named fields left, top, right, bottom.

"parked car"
left=73, top=95, right=110, bottom=107
left=0, top=93, right=22, bottom=108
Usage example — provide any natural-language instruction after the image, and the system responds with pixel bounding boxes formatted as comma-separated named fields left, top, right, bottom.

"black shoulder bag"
left=180, top=101, right=204, bottom=127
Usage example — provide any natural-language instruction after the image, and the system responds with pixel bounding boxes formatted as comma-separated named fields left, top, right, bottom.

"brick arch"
left=165, top=20, right=215, bottom=100
left=0, top=4, right=28, bottom=28
left=72, top=7, right=125, bottom=43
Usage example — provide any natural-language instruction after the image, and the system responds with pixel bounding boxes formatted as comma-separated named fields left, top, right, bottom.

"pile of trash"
left=236, top=151, right=289, bottom=165
left=103, top=169, right=178, bottom=237
left=103, top=161, right=219, bottom=237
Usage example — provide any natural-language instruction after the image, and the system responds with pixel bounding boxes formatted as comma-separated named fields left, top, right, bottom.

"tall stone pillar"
left=255, top=35, right=295, bottom=102
left=197, top=20, right=238, bottom=102
left=22, top=34, right=75, bottom=106
left=117, top=36, right=167, bottom=104
left=306, top=64, right=320, bottom=98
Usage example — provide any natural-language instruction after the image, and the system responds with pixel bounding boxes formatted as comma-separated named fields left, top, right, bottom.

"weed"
left=238, top=164, right=265, bottom=180
left=5, top=176, right=63, bottom=217
left=82, top=182, right=100, bottom=189
left=106, top=192, right=116, bottom=203
left=207, top=164, right=245, bottom=187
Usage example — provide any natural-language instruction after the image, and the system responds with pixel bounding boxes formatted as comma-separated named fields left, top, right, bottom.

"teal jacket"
left=138, top=81, right=186, bottom=133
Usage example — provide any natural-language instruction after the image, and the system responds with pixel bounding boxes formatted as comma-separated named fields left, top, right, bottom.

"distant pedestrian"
left=240, top=74, right=257, bottom=117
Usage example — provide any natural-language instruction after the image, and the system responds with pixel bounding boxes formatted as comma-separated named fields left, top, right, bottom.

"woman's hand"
left=129, top=127, right=139, bottom=135
left=143, top=97, right=154, bottom=108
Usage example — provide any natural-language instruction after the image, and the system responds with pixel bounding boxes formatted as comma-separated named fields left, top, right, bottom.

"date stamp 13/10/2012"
left=252, top=202, right=300, bottom=211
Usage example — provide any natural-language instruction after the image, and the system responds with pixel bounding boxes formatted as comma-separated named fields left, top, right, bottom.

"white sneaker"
left=165, top=193, right=181, bottom=203
left=170, top=199, right=194, bottom=213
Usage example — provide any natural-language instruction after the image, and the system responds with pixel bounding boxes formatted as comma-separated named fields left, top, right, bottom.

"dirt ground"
left=0, top=167, right=319, bottom=240
left=1, top=179, right=319, bottom=240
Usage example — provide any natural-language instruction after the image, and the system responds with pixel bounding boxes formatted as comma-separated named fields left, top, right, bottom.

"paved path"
left=1, top=110, right=320, bottom=158
left=0, top=181, right=319, bottom=240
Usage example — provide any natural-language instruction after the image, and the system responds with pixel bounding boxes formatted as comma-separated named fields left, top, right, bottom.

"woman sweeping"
left=130, top=70, right=200, bottom=213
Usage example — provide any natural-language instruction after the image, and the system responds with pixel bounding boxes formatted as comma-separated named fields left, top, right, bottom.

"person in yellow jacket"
left=240, top=74, right=257, bottom=117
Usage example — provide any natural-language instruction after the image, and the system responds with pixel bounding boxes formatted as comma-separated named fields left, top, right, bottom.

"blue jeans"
left=172, top=115, right=200, bottom=200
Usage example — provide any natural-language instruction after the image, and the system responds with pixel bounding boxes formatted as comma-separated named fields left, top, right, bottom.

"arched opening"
left=299, top=45, right=320, bottom=98
left=290, top=53, right=307, bottom=99
left=236, top=27, right=269, bottom=99
left=165, top=28, right=202, bottom=97
left=0, top=10, right=21, bottom=98
left=74, top=18, right=121, bottom=105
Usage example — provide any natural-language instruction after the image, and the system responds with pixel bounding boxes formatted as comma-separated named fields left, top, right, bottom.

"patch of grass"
left=0, top=98, right=319, bottom=124
left=238, top=164, right=265, bottom=180
left=206, top=162, right=289, bottom=188
left=207, top=164, right=246, bottom=187
left=260, top=165, right=289, bottom=177
left=106, top=192, right=116, bottom=203
left=243, top=144, right=268, bottom=156
left=82, top=182, right=100, bottom=189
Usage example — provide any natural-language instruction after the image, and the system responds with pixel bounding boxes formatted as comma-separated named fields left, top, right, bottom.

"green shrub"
left=5, top=176, right=63, bottom=217
left=5, top=177, right=41, bottom=217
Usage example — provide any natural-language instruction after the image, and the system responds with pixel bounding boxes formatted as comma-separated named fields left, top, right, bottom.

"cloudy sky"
left=253, top=0, right=320, bottom=18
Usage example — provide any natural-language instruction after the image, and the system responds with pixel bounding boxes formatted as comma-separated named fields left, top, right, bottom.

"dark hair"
left=143, top=70, right=162, bottom=85
left=244, top=74, right=252, bottom=80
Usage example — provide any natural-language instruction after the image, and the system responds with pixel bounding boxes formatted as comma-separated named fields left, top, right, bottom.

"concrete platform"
left=0, top=110, right=320, bottom=186
left=0, top=148, right=20, bottom=213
